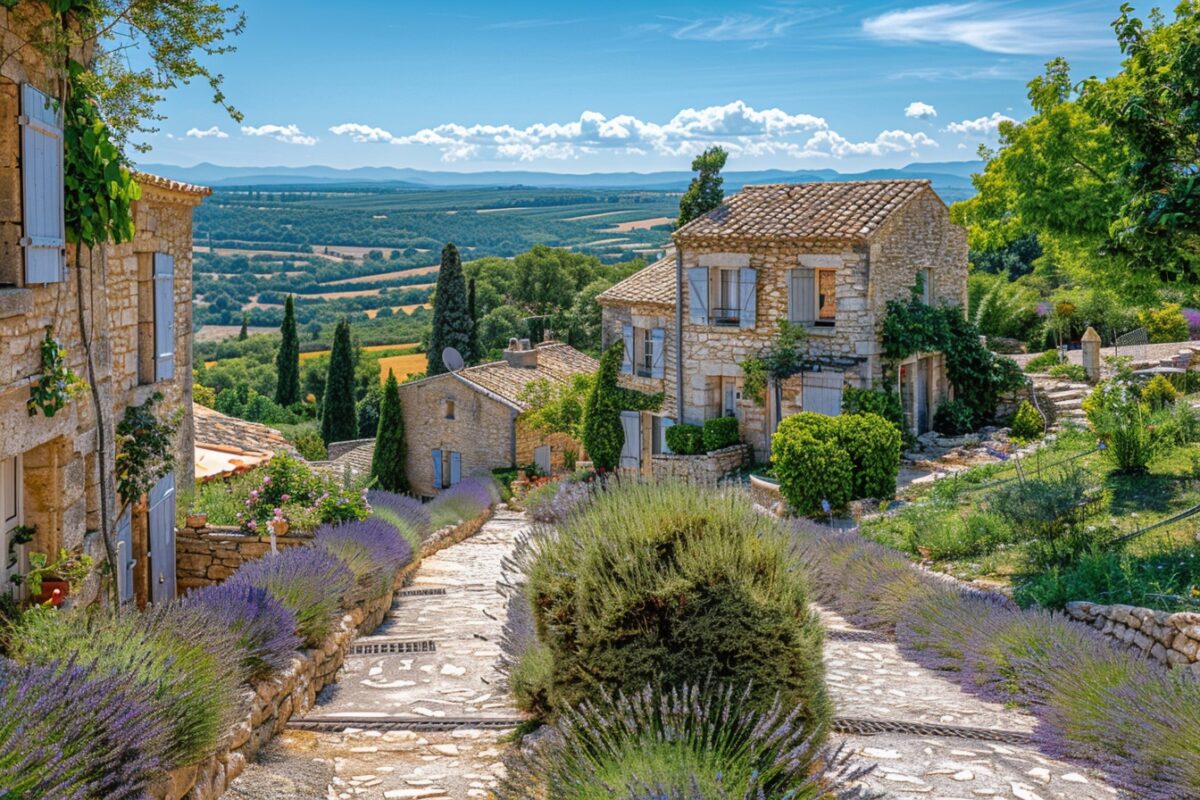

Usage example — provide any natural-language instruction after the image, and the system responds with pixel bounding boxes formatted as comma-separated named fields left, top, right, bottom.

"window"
left=444, top=399, right=456, bottom=420
left=721, top=378, right=742, bottom=420
left=816, top=268, right=837, bottom=325
left=920, top=268, right=933, bottom=305
left=712, top=268, right=740, bottom=325
left=433, top=450, right=462, bottom=489
left=640, top=330, right=654, bottom=375
left=1, top=455, right=23, bottom=598
left=621, top=325, right=664, bottom=379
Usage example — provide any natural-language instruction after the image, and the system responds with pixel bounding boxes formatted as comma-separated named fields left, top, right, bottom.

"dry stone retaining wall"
left=176, top=522, right=311, bottom=593
left=149, top=508, right=493, bottom=800
left=651, top=443, right=752, bottom=483
left=1065, top=601, right=1200, bottom=672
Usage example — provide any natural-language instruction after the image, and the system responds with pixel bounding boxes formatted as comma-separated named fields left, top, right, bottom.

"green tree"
left=1081, top=3, right=1200, bottom=283
left=274, top=295, right=300, bottom=406
left=426, top=243, right=472, bottom=376
left=321, top=319, right=357, bottom=444
left=467, top=277, right=479, bottom=364
left=238, top=312, right=249, bottom=340
left=677, top=146, right=728, bottom=228
left=371, top=370, right=409, bottom=493
left=582, top=342, right=626, bottom=471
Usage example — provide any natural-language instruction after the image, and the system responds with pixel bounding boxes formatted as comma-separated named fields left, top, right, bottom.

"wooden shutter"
left=621, top=323, right=634, bottom=374
left=650, top=328, right=665, bottom=379
left=738, top=267, right=757, bottom=329
left=789, top=268, right=815, bottom=324
left=449, top=451, right=462, bottom=486
left=19, top=84, right=64, bottom=284
left=432, top=450, right=443, bottom=489
left=154, top=253, right=176, bottom=380
left=687, top=267, right=708, bottom=325
left=147, top=472, right=176, bottom=603
left=801, top=371, right=844, bottom=417
left=116, top=508, right=134, bottom=604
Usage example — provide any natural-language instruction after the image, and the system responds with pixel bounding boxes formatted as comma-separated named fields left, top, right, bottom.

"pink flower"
left=262, top=476, right=272, bottom=485
left=280, top=493, right=291, bottom=503
left=246, top=519, right=258, bottom=532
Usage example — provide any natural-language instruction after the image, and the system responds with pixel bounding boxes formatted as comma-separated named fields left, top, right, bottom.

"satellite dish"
left=442, top=347, right=464, bottom=372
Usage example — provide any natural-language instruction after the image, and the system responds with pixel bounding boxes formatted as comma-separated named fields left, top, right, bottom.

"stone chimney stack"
left=503, top=337, right=539, bottom=368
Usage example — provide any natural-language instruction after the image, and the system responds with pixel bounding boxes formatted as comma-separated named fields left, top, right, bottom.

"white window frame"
left=3, top=455, right=25, bottom=598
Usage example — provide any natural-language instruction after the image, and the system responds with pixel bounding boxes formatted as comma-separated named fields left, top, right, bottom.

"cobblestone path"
left=822, top=609, right=1121, bottom=800
left=228, top=508, right=527, bottom=800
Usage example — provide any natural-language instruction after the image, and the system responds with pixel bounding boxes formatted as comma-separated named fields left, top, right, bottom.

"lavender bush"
left=498, top=681, right=877, bottom=800
left=8, top=605, right=243, bottom=767
left=316, top=518, right=414, bottom=600
left=228, top=545, right=355, bottom=647
left=428, top=476, right=498, bottom=528
left=0, top=658, right=171, bottom=800
left=367, top=489, right=432, bottom=547
left=496, top=527, right=552, bottom=715
left=182, top=582, right=302, bottom=680
left=526, top=478, right=595, bottom=524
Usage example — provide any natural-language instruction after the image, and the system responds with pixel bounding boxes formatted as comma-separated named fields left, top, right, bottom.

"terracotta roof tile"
left=134, top=171, right=212, bottom=197
left=596, top=254, right=676, bottom=307
left=193, top=403, right=297, bottom=458
left=457, top=343, right=598, bottom=408
left=674, top=179, right=933, bottom=242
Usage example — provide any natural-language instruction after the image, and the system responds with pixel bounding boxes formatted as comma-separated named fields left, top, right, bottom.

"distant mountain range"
left=139, top=160, right=983, bottom=199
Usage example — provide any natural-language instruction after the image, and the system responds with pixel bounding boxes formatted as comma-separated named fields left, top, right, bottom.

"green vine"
left=27, top=326, right=87, bottom=417
left=740, top=357, right=768, bottom=406
left=115, top=393, right=180, bottom=509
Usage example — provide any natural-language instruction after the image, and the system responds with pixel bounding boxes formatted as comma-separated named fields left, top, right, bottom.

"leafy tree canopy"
left=677, top=146, right=728, bottom=228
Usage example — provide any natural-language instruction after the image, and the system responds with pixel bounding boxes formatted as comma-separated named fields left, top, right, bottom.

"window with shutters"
left=711, top=268, right=741, bottom=326
left=18, top=84, right=65, bottom=285
left=622, top=325, right=664, bottom=379
left=137, top=254, right=155, bottom=384
left=816, top=268, right=837, bottom=325
left=790, top=267, right=837, bottom=327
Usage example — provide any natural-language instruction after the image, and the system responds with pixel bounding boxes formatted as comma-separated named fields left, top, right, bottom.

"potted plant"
left=19, top=548, right=93, bottom=606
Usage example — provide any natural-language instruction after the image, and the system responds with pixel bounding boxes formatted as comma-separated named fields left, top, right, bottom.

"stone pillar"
left=1082, top=327, right=1102, bottom=383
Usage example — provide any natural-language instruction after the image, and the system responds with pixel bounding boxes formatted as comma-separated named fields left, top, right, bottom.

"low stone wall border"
left=1066, top=600, right=1200, bottom=673
left=150, top=507, right=495, bottom=800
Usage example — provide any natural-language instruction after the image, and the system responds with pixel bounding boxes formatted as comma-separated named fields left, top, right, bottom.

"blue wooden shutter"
left=621, top=323, right=634, bottom=375
left=660, top=417, right=676, bottom=454
left=450, top=451, right=462, bottom=485
left=650, top=328, right=665, bottom=379
left=687, top=267, right=708, bottom=325
left=738, top=267, right=757, bottom=329
left=19, top=84, right=64, bottom=284
left=432, top=449, right=443, bottom=489
left=154, top=253, right=175, bottom=380
left=789, top=268, right=815, bottom=324
left=147, top=472, right=176, bottom=603
left=116, top=508, right=134, bottom=604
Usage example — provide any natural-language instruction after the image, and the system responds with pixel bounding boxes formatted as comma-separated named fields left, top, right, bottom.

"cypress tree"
left=321, top=319, right=357, bottom=444
left=371, top=369, right=409, bottom=493
left=426, top=243, right=473, bottom=375
left=274, top=294, right=301, bottom=406
left=467, top=277, right=479, bottom=364
left=238, top=312, right=249, bottom=340
left=582, top=341, right=626, bottom=472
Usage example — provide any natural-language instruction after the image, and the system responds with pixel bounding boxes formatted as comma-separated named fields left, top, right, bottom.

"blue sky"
left=144, top=0, right=1125, bottom=173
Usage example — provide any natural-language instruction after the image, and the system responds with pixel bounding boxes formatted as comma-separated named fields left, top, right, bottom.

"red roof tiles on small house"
left=454, top=342, right=599, bottom=408
left=193, top=404, right=298, bottom=480
left=133, top=171, right=212, bottom=198
left=596, top=254, right=676, bottom=308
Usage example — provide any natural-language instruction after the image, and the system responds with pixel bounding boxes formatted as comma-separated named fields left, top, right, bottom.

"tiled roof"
left=674, top=179, right=933, bottom=242
left=328, top=440, right=375, bottom=477
left=134, top=171, right=212, bottom=197
left=457, top=343, right=599, bottom=408
left=193, top=403, right=299, bottom=480
left=596, top=254, right=676, bottom=308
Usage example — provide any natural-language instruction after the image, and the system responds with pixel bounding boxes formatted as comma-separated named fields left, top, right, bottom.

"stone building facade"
left=0, top=6, right=205, bottom=607
left=599, top=180, right=968, bottom=461
left=397, top=340, right=596, bottom=497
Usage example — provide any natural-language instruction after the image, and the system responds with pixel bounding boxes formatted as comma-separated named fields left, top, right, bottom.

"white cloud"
left=186, top=126, right=229, bottom=139
left=904, top=101, right=938, bottom=120
left=943, top=111, right=1014, bottom=136
left=332, top=102, right=938, bottom=163
left=862, top=3, right=1109, bottom=55
left=670, top=13, right=801, bottom=42
left=240, top=124, right=317, bottom=146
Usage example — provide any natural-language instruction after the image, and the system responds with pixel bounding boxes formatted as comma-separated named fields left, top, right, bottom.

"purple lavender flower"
left=367, top=489, right=432, bottom=541
left=316, top=518, right=414, bottom=599
left=182, top=582, right=302, bottom=680
left=228, top=545, right=355, bottom=646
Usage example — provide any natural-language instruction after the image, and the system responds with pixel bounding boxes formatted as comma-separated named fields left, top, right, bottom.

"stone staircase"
left=1032, top=377, right=1091, bottom=428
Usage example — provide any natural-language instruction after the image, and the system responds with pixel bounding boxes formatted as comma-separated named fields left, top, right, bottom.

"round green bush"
left=772, top=425, right=852, bottom=515
left=1141, top=374, right=1179, bottom=410
left=1010, top=399, right=1045, bottom=441
left=701, top=415, right=740, bottom=451
left=525, top=482, right=829, bottom=738
left=933, top=398, right=975, bottom=435
left=664, top=422, right=704, bottom=455
left=836, top=412, right=902, bottom=500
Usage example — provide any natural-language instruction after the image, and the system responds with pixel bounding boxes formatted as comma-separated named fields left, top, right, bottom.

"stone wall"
left=150, top=508, right=494, bottom=800
left=176, top=522, right=311, bottom=594
left=650, top=443, right=752, bottom=483
left=601, top=300, right=677, bottom=415
left=1065, top=601, right=1200, bottom=672
left=514, top=423, right=583, bottom=473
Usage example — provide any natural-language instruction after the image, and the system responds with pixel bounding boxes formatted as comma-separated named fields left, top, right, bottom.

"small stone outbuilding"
left=599, top=179, right=968, bottom=461
left=397, top=340, right=596, bottom=497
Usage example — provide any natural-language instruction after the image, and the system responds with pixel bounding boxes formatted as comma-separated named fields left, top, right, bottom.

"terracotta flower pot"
left=185, top=513, right=208, bottom=529
left=34, top=579, right=69, bottom=606
left=268, top=519, right=289, bottom=537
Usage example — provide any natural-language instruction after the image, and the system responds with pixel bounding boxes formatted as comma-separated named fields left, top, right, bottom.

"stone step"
left=1046, top=389, right=1087, bottom=401
left=1054, top=397, right=1084, bottom=410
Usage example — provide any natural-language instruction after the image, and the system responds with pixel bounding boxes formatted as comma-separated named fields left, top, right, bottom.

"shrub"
left=841, top=384, right=904, bottom=432
left=0, top=659, right=171, bottom=800
left=368, top=489, right=432, bottom=549
left=1013, top=544, right=1200, bottom=611
left=1142, top=303, right=1190, bottom=344
left=1024, top=349, right=1062, bottom=373
left=316, top=518, right=413, bottom=599
left=1142, top=374, right=1179, bottom=410
left=1009, top=399, right=1045, bottom=441
left=526, top=479, right=594, bottom=525
left=498, top=682, right=867, bottom=800
left=288, top=428, right=327, bottom=461
left=933, top=398, right=975, bottom=435
left=701, top=415, right=740, bottom=451
left=181, top=583, right=301, bottom=680
left=1047, top=362, right=1088, bottom=382
left=428, top=476, right=497, bottom=528
left=1154, top=400, right=1200, bottom=446
left=990, top=468, right=1099, bottom=565
left=228, top=546, right=355, bottom=646
left=664, top=423, right=704, bottom=455
left=9, top=606, right=243, bottom=767
left=526, top=483, right=829, bottom=736
left=1090, top=383, right=1157, bottom=474
left=836, top=412, right=902, bottom=500
left=772, top=420, right=853, bottom=515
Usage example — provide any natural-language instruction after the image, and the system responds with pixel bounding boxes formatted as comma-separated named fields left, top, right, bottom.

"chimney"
left=503, top=337, right=539, bottom=368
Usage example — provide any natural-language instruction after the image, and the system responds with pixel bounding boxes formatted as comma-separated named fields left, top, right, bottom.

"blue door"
left=449, top=452, right=462, bottom=486
left=116, top=508, right=134, bottom=604
left=147, top=472, right=176, bottom=603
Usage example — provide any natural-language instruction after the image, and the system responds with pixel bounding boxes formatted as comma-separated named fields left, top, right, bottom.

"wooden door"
left=147, top=472, right=176, bottom=603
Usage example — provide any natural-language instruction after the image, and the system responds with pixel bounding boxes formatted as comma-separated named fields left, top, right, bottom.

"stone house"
left=397, top=340, right=596, bottom=498
left=598, top=179, right=968, bottom=461
left=0, top=6, right=205, bottom=608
